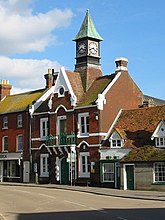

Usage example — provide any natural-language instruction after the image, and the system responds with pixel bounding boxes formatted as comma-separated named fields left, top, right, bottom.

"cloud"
left=0, top=56, right=61, bottom=94
left=0, top=0, right=74, bottom=55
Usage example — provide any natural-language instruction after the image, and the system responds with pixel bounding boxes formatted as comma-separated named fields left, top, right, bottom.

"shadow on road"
left=16, top=207, right=165, bottom=220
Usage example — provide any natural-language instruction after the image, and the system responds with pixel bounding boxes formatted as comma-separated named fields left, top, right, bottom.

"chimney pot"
left=115, top=57, right=128, bottom=71
left=0, top=79, right=12, bottom=101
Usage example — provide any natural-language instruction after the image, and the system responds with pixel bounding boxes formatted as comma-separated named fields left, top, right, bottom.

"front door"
left=126, top=165, right=134, bottom=190
left=23, top=161, right=30, bottom=183
left=61, top=158, right=69, bottom=185
left=0, top=161, right=3, bottom=182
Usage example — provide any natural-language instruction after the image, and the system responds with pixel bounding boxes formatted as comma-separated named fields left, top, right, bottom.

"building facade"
left=30, top=10, right=143, bottom=186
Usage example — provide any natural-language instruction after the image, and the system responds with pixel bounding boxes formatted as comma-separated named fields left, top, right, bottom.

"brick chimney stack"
left=115, top=57, right=128, bottom=72
left=44, top=69, right=54, bottom=88
left=0, top=80, right=12, bottom=101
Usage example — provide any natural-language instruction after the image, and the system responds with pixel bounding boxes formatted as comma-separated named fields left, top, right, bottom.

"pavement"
left=1, top=182, right=165, bottom=202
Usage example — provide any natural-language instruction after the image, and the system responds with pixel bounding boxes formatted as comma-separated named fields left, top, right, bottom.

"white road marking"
left=64, top=200, right=86, bottom=207
left=117, top=217, right=127, bottom=220
left=0, top=213, right=7, bottom=220
left=38, top=193, right=57, bottom=199
left=64, top=200, right=108, bottom=214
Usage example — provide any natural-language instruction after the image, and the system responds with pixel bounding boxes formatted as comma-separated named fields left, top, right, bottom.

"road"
left=0, top=185, right=165, bottom=220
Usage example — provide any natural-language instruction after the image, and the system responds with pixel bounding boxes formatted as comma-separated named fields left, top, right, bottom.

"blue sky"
left=0, top=0, right=164, bottom=100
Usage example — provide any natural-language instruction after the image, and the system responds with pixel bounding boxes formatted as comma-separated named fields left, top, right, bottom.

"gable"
left=53, top=67, right=77, bottom=107
left=110, top=130, right=122, bottom=140
left=152, top=120, right=165, bottom=139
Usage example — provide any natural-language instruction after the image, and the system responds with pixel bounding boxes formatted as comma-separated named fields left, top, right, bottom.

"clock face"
left=77, top=42, right=86, bottom=54
left=89, top=42, right=98, bottom=55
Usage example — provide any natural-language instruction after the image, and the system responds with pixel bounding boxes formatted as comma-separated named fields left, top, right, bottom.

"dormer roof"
left=104, top=105, right=165, bottom=149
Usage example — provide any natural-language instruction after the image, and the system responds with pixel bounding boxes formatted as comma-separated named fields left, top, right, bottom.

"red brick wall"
left=0, top=112, right=30, bottom=159
left=100, top=70, right=143, bottom=132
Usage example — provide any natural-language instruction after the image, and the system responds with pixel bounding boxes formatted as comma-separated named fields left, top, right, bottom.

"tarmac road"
left=0, top=184, right=165, bottom=220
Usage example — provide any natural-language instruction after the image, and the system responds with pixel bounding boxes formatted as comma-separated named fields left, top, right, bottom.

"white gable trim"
left=29, top=86, right=55, bottom=115
left=151, top=120, right=165, bottom=140
left=104, top=109, right=123, bottom=140
left=53, top=67, right=77, bottom=107
left=96, top=72, right=121, bottom=110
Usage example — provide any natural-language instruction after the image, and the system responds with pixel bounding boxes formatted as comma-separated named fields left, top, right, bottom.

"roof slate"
left=0, top=89, right=47, bottom=114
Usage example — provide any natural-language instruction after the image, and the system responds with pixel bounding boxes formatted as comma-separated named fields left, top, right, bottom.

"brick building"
left=30, top=10, right=143, bottom=186
left=0, top=77, right=54, bottom=182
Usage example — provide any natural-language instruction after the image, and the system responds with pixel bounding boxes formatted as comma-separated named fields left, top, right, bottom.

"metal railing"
left=46, top=133, right=76, bottom=146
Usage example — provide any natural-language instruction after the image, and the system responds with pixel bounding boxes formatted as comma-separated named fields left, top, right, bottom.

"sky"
left=0, top=0, right=164, bottom=100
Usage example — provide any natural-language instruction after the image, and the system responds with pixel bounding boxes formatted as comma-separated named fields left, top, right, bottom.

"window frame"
left=102, top=163, right=115, bottom=182
left=78, top=113, right=89, bottom=136
left=3, top=116, right=8, bottom=129
left=17, top=114, right=23, bottom=128
left=17, top=134, right=23, bottom=152
left=155, top=137, right=165, bottom=148
left=79, top=152, right=90, bottom=178
left=58, top=86, right=65, bottom=97
left=154, top=162, right=165, bottom=183
left=40, top=154, right=49, bottom=177
left=40, top=118, right=48, bottom=139
left=2, top=136, right=8, bottom=152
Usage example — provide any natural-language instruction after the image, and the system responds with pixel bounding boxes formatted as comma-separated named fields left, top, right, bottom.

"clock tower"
left=73, top=10, right=103, bottom=91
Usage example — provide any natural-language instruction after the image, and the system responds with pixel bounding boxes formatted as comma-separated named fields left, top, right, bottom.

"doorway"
left=125, top=164, right=134, bottom=190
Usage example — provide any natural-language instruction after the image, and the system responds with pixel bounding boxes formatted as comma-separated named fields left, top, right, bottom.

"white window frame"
left=79, top=152, right=90, bottom=178
left=40, top=154, right=49, bottom=177
left=57, top=115, right=67, bottom=135
left=2, top=136, right=8, bottom=152
left=78, top=113, right=89, bottom=137
left=154, top=162, right=165, bottom=182
left=109, top=131, right=123, bottom=148
left=17, top=114, right=22, bottom=128
left=40, top=118, right=48, bottom=139
left=3, top=116, right=8, bottom=129
left=155, top=137, right=165, bottom=148
left=102, top=163, right=115, bottom=182
left=58, top=86, right=65, bottom=97
left=17, top=135, right=23, bottom=151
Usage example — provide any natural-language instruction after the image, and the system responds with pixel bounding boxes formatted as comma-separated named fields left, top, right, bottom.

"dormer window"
left=109, top=131, right=123, bottom=148
left=152, top=120, right=165, bottom=148
left=155, top=137, right=165, bottom=148
left=58, top=86, right=65, bottom=97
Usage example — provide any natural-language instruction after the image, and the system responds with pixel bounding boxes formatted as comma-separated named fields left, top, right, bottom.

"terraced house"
left=0, top=78, right=54, bottom=182
left=100, top=105, right=165, bottom=190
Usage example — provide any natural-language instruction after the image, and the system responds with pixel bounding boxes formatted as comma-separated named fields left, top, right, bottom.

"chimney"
left=115, top=57, right=128, bottom=72
left=44, top=69, right=54, bottom=88
left=0, top=80, right=12, bottom=101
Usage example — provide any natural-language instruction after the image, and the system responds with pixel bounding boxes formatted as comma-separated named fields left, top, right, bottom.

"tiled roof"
left=104, top=105, right=165, bottom=162
left=121, top=146, right=165, bottom=162
left=78, top=74, right=115, bottom=107
left=114, top=105, right=165, bottom=149
left=0, top=89, right=47, bottom=114
left=65, top=70, right=84, bottom=103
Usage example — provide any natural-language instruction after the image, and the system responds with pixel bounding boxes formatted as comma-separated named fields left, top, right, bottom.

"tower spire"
left=73, top=9, right=103, bottom=41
